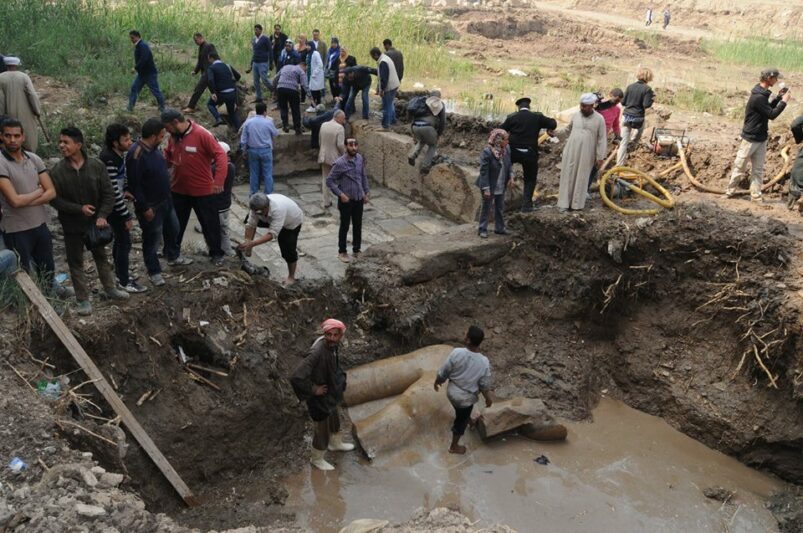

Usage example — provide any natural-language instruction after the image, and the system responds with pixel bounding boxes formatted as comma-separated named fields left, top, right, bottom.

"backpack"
left=406, top=96, right=430, bottom=118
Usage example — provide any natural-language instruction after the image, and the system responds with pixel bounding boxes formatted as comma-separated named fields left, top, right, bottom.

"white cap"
left=218, top=141, right=231, bottom=153
left=3, top=57, right=21, bottom=66
left=580, top=93, right=597, bottom=105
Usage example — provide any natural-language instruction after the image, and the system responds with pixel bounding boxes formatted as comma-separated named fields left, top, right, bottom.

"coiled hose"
left=676, top=140, right=792, bottom=195
left=599, top=166, right=675, bottom=216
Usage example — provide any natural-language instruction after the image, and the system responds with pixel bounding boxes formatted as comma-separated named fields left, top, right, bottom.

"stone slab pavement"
left=218, top=173, right=456, bottom=283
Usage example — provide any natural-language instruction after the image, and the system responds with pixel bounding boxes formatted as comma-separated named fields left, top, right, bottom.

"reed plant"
left=703, top=37, right=803, bottom=72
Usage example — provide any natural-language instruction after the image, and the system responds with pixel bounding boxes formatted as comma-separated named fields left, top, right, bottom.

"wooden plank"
left=15, top=271, right=199, bottom=507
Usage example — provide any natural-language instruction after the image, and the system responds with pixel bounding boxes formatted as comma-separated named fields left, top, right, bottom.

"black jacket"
left=343, top=66, right=375, bottom=91
left=207, top=61, right=241, bottom=95
left=501, top=109, right=557, bottom=149
left=385, top=48, right=404, bottom=81
left=290, top=337, right=346, bottom=421
left=621, top=80, right=654, bottom=119
left=270, top=32, right=288, bottom=67
left=741, top=84, right=786, bottom=143
left=193, top=41, right=218, bottom=75
left=133, top=40, right=157, bottom=76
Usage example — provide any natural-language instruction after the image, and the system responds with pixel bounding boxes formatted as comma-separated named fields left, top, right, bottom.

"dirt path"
left=531, top=0, right=712, bottom=40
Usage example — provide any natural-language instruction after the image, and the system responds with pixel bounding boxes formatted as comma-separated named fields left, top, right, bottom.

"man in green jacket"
left=50, top=127, right=129, bottom=315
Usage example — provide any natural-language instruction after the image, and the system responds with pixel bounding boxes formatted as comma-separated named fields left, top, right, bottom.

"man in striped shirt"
left=99, top=124, right=146, bottom=293
left=326, top=138, right=369, bottom=263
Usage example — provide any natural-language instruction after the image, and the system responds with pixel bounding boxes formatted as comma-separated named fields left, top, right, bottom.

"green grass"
left=624, top=30, right=662, bottom=48
left=0, top=0, right=472, bottom=107
left=664, top=87, right=724, bottom=115
left=703, top=38, right=803, bottom=72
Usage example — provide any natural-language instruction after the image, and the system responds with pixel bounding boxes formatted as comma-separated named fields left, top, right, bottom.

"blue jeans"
left=208, top=92, right=240, bottom=129
left=381, top=88, right=397, bottom=128
left=247, top=147, right=274, bottom=194
left=138, top=201, right=180, bottom=275
left=128, top=72, right=165, bottom=111
left=478, top=193, right=505, bottom=233
left=0, top=249, right=17, bottom=277
left=346, top=82, right=371, bottom=120
left=252, top=62, right=272, bottom=101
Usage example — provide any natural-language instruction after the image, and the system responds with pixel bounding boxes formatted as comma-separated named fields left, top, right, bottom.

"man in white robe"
left=0, top=57, right=43, bottom=152
left=558, top=93, right=607, bottom=212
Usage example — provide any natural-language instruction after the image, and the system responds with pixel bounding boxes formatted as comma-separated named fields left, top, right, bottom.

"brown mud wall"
left=348, top=202, right=803, bottom=485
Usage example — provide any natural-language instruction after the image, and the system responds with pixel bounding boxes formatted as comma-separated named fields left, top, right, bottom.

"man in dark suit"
left=501, top=97, right=557, bottom=212
left=183, top=32, right=218, bottom=113
left=127, top=30, right=166, bottom=112
left=206, top=53, right=241, bottom=129
left=270, top=24, right=289, bottom=72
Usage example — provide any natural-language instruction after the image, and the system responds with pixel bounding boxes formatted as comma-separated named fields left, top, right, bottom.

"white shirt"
left=437, top=347, right=491, bottom=408
left=247, top=193, right=304, bottom=238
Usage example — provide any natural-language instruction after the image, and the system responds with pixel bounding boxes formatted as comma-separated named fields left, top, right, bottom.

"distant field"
left=0, top=0, right=472, bottom=106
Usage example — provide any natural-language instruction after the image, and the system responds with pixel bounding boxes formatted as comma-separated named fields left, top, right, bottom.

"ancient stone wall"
left=351, top=121, right=483, bottom=223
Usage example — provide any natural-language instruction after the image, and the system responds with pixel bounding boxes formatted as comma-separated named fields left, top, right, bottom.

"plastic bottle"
left=8, top=457, right=27, bottom=473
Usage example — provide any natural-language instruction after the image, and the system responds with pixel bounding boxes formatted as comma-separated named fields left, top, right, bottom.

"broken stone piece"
left=476, top=398, right=568, bottom=441
left=99, top=472, right=124, bottom=488
left=703, top=486, right=735, bottom=502
left=80, top=468, right=98, bottom=488
left=75, top=503, right=106, bottom=517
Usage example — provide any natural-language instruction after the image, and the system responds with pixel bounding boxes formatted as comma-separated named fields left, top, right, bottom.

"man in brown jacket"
left=317, top=110, right=345, bottom=209
left=50, top=127, right=129, bottom=316
left=290, top=318, right=354, bottom=471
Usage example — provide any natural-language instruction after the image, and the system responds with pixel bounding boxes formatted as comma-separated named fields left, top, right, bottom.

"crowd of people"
left=0, top=22, right=800, bottom=323
left=151, top=25, right=408, bottom=136
left=1, top=16, right=802, bottom=478
left=0, top=24, right=410, bottom=314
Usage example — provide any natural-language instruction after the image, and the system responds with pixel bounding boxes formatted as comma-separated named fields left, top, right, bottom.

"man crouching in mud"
left=291, top=318, right=355, bottom=470
left=434, top=326, right=493, bottom=454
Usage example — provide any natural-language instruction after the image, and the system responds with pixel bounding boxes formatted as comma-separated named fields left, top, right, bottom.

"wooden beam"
left=15, top=271, right=199, bottom=507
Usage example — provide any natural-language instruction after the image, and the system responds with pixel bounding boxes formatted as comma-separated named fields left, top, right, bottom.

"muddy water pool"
left=281, top=398, right=784, bottom=532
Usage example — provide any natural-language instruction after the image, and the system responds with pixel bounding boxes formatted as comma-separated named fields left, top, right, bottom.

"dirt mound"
left=22, top=265, right=394, bottom=529
left=348, top=203, right=803, bottom=485
left=466, top=16, right=546, bottom=39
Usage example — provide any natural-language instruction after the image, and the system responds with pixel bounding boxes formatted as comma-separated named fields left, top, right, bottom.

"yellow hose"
left=599, top=166, right=675, bottom=216
left=677, top=140, right=791, bottom=195
left=761, top=143, right=793, bottom=192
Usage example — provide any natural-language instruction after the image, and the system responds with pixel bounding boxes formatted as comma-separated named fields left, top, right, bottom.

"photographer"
left=726, top=68, right=791, bottom=200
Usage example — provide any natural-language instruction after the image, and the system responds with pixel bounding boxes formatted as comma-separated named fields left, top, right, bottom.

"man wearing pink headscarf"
left=290, top=318, right=354, bottom=470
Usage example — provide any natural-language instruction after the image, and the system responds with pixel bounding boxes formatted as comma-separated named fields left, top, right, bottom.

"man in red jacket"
left=161, top=108, right=229, bottom=265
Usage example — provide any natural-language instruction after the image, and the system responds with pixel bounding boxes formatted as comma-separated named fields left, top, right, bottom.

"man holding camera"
left=726, top=68, right=791, bottom=200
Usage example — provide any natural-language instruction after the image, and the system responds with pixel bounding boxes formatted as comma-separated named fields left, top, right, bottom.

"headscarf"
left=321, top=318, right=347, bottom=333
left=487, top=128, right=509, bottom=160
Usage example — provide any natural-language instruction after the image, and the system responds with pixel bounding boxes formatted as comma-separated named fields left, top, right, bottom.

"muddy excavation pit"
left=28, top=200, right=803, bottom=531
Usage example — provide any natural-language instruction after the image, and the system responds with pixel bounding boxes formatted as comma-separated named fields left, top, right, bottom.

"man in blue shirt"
left=240, top=102, right=279, bottom=194
left=246, top=24, right=273, bottom=103
left=206, top=53, right=241, bottom=129
left=127, top=30, right=166, bottom=113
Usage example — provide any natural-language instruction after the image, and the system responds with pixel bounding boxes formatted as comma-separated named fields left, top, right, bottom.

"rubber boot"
left=328, top=432, right=355, bottom=452
left=310, top=447, right=334, bottom=471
